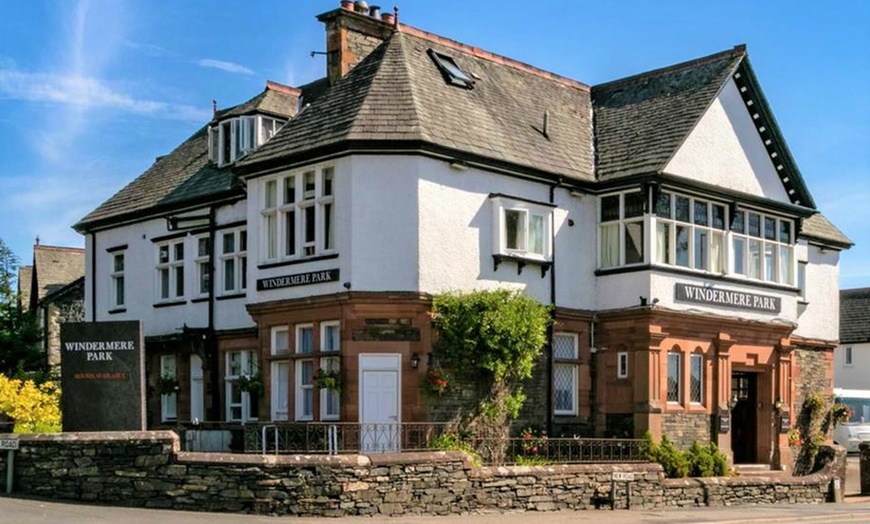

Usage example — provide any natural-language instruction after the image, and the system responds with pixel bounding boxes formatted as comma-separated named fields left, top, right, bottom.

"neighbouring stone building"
left=73, top=1, right=851, bottom=468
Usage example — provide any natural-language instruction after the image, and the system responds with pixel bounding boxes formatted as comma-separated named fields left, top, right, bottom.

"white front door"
left=359, top=355, right=400, bottom=453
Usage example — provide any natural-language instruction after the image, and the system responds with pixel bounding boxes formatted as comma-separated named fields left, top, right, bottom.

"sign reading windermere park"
left=60, top=321, right=145, bottom=432
left=257, top=268, right=340, bottom=291
left=675, top=283, right=781, bottom=314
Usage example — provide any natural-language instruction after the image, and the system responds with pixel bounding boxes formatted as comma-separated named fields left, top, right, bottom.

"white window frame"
left=617, top=351, right=628, bottom=379
left=729, top=208, right=795, bottom=285
left=160, top=355, right=178, bottom=422
left=261, top=165, right=336, bottom=263
left=295, top=324, right=315, bottom=421
left=156, top=239, right=185, bottom=302
left=653, top=192, right=727, bottom=274
left=195, top=236, right=211, bottom=298
left=845, top=346, right=853, bottom=367
left=225, top=350, right=259, bottom=422
left=552, top=332, right=578, bottom=416
left=491, top=196, right=553, bottom=262
left=219, top=228, right=247, bottom=295
left=598, top=190, right=646, bottom=269
left=690, top=353, right=704, bottom=405
left=320, top=356, right=341, bottom=421
left=667, top=352, right=682, bottom=405
left=209, top=115, right=283, bottom=167
left=270, top=326, right=291, bottom=422
left=110, top=251, right=125, bottom=308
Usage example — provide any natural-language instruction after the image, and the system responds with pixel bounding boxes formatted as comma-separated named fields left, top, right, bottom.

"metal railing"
left=245, top=422, right=451, bottom=454
left=494, top=436, right=647, bottom=464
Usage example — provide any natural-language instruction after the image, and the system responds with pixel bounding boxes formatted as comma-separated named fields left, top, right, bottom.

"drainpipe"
left=546, top=179, right=562, bottom=437
left=206, top=205, right=220, bottom=422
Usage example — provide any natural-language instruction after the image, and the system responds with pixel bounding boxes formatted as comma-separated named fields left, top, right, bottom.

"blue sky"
left=0, top=1, right=867, bottom=288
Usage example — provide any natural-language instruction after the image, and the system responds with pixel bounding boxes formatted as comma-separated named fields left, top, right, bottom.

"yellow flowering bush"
left=0, top=374, right=61, bottom=433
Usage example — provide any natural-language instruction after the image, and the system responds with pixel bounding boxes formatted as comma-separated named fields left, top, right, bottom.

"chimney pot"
left=354, top=1, right=368, bottom=13
left=369, top=5, right=380, bottom=18
left=340, top=0, right=354, bottom=9
left=381, top=12, right=395, bottom=24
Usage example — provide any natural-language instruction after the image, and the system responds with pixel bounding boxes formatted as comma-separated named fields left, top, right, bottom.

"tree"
left=0, top=238, right=44, bottom=375
left=431, top=289, right=550, bottom=464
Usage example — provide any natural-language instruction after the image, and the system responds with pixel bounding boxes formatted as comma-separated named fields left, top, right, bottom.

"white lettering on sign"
left=612, top=472, right=634, bottom=482
left=0, top=439, right=19, bottom=450
left=675, top=284, right=781, bottom=313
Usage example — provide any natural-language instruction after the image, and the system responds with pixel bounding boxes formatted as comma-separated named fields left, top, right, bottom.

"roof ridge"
left=842, top=288, right=870, bottom=294
left=593, top=45, right=746, bottom=91
left=34, top=245, right=85, bottom=253
left=397, top=24, right=590, bottom=92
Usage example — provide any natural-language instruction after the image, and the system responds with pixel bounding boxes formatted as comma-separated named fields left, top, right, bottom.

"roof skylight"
left=428, top=49, right=474, bottom=89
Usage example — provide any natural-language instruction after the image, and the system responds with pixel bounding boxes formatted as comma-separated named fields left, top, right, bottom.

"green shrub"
left=709, top=442, right=730, bottom=476
left=657, top=435, right=690, bottom=478
left=430, top=431, right=481, bottom=466
left=687, top=441, right=715, bottom=477
left=515, top=455, right=551, bottom=466
left=644, top=434, right=730, bottom=478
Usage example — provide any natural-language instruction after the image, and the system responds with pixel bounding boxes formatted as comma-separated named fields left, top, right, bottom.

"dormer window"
left=428, top=49, right=474, bottom=89
left=208, top=115, right=286, bottom=167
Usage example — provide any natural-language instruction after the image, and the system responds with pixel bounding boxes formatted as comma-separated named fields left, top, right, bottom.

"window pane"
left=779, top=220, right=792, bottom=244
left=764, top=217, right=776, bottom=240
left=304, top=206, right=316, bottom=244
left=600, top=224, right=619, bottom=268
left=712, top=205, right=725, bottom=230
left=690, top=355, right=703, bottom=404
left=624, top=192, right=644, bottom=218
left=731, top=211, right=745, bottom=234
left=228, top=352, right=241, bottom=376
left=115, top=276, right=125, bottom=306
left=198, top=238, right=210, bottom=257
left=303, top=171, right=316, bottom=200
left=733, top=237, right=746, bottom=275
left=656, top=222, right=671, bottom=264
left=667, top=353, right=680, bottom=403
left=324, top=203, right=334, bottom=250
left=239, top=230, right=247, bottom=252
left=301, top=360, right=314, bottom=385
left=505, top=210, right=525, bottom=251
left=764, top=243, right=776, bottom=281
left=676, top=225, right=690, bottom=267
left=245, top=118, right=255, bottom=150
left=323, top=167, right=334, bottom=197
left=711, top=232, right=724, bottom=274
left=675, top=196, right=690, bottom=223
left=174, top=243, right=184, bottom=261
left=529, top=214, right=544, bottom=255
left=655, top=192, right=671, bottom=219
left=222, top=232, right=235, bottom=254
left=600, top=195, right=620, bottom=222
left=798, top=262, right=807, bottom=297
left=748, top=213, right=761, bottom=237
left=285, top=211, right=296, bottom=256
left=302, top=389, right=313, bottom=418
left=624, top=221, right=644, bottom=264
left=174, top=266, right=184, bottom=296
left=694, top=229, right=708, bottom=270
left=199, top=263, right=209, bottom=294
left=554, top=363, right=575, bottom=412
left=224, top=259, right=235, bottom=291
left=298, top=327, right=313, bottom=354
left=159, top=245, right=169, bottom=264
left=274, top=329, right=289, bottom=354
left=160, top=268, right=169, bottom=299
left=114, top=254, right=125, bottom=272
left=266, top=214, right=277, bottom=259
left=241, top=257, right=247, bottom=290
left=284, top=176, right=295, bottom=205
left=693, top=201, right=708, bottom=226
left=779, top=246, right=793, bottom=285
left=265, top=180, right=277, bottom=208
left=749, top=239, right=762, bottom=279
left=323, top=324, right=340, bottom=352
left=221, top=122, right=231, bottom=163
left=326, top=388, right=340, bottom=417
left=553, top=334, right=577, bottom=359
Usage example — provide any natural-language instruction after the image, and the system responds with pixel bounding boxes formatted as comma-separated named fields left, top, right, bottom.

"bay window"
left=730, top=209, right=794, bottom=285
left=208, top=115, right=285, bottom=167
left=491, top=195, right=553, bottom=261
left=261, top=166, right=336, bottom=263
left=655, top=192, right=725, bottom=273
left=599, top=191, right=644, bottom=268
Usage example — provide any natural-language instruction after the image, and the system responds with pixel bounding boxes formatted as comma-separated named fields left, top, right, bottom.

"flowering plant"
left=424, top=369, right=451, bottom=396
left=314, top=368, right=341, bottom=392
left=157, top=374, right=180, bottom=395
left=832, top=403, right=852, bottom=425
left=520, top=426, right=548, bottom=457
left=787, top=428, right=802, bottom=448
left=236, top=374, right=265, bottom=397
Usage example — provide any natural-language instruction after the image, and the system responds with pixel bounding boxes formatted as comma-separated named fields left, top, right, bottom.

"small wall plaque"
left=718, top=413, right=731, bottom=434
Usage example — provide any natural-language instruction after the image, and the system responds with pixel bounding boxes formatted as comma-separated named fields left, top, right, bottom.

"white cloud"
left=197, top=58, right=254, bottom=75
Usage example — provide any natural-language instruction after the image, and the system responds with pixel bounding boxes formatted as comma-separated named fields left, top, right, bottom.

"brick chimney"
left=317, top=2, right=396, bottom=85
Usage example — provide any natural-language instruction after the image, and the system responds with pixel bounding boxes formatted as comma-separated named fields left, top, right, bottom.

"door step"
left=732, top=464, right=788, bottom=477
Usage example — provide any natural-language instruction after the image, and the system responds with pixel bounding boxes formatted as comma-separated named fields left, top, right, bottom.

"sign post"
left=0, top=437, right=18, bottom=494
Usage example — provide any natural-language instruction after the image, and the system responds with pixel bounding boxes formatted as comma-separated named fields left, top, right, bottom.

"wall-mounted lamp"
left=774, top=397, right=783, bottom=412
left=730, top=393, right=739, bottom=410
left=410, top=352, right=420, bottom=369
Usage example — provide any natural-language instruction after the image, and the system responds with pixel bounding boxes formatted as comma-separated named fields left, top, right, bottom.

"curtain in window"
left=656, top=222, right=670, bottom=264
left=600, top=224, right=619, bottom=268
left=529, top=214, right=544, bottom=255
left=710, top=233, right=724, bottom=273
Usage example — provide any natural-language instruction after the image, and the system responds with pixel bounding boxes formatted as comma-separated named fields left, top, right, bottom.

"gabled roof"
left=76, top=83, right=307, bottom=232
left=30, top=245, right=84, bottom=309
left=237, top=29, right=595, bottom=182
left=801, top=213, right=853, bottom=249
left=40, top=276, right=84, bottom=306
left=841, top=288, right=870, bottom=344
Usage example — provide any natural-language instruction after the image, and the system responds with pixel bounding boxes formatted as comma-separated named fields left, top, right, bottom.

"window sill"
left=258, top=253, right=339, bottom=270
left=554, top=411, right=578, bottom=417
left=107, top=307, right=126, bottom=315
left=216, top=293, right=246, bottom=301
left=798, top=299, right=809, bottom=306
left=191, top=297, right=209, bottom=304
left=492, top=253, right=551, bottom=277
left=596, top=263, right=800, bottom=293
left=666, top=402, right=684, bottom=412
left=153, top=300, right=187, bottom=309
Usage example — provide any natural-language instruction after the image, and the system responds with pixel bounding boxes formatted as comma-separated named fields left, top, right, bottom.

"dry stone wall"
left=0, top=431, right=842, bottom=517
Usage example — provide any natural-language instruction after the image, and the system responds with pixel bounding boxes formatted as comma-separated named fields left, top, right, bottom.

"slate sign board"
left=675, top=283, right=781, bottom=314
left=60, top=321, right=145, bottom=432
left=257, top=269, right=340, bottom=291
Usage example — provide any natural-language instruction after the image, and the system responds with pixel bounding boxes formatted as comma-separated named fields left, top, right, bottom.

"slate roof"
left=214, top=83, right=299, bottom=121
left=237, top=29, right=595, bottom=182
left=841, top=288, right=870, bottom=344
left=75, top=84, right=304, bottom=231
left=801, top=213, right=853, bottom=248
left=591, top=47, right=744, bottom=182
left=30, top=245, right=85, bottom=308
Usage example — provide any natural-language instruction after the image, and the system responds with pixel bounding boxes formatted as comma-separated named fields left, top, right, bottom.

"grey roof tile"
left=31, top=245, right=85, bottom=305
left=841, top=288, right=870, bottom=344
left=801, top=213, right=853, bottom=248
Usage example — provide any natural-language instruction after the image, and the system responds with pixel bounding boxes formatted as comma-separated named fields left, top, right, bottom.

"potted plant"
left=832, top=403, right=852, bottom=425
left=236, top=374, right=265, bottom=397
left=157, top=374, right=180, bottom=395
left=314, top=368, right=341, bottom=392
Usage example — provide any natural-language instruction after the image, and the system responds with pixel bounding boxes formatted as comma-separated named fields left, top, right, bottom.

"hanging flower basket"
left=236, top=374, right=265, bottom=397
left=314, top=368, right=341, bottom=392
left=831, top=403, right=852, bottom=425
left=157, top=374, right=180, bottom=395
left=424, top=369, right=451, bottom=397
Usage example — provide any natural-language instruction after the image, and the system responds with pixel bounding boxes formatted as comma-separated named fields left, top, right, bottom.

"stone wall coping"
left=470, top=462, right=663, bottom=479
left=177, top=452, right=373, bottom=467
left=367, top=451, right=474, bottom=467
left=662, top=473, right=830, bottom=488
left=1, top=430, right=179, bottom=445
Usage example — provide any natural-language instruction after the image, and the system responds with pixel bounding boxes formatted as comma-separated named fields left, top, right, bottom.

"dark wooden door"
left=731, top=372, right=757, bottom=464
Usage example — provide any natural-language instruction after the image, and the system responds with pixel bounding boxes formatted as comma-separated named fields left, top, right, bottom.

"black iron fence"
left=165, top=421, right=645, bottom=465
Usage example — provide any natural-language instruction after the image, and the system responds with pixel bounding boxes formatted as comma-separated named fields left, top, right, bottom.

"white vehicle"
left=833, top=388, right=870, bottom=453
